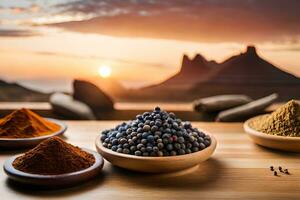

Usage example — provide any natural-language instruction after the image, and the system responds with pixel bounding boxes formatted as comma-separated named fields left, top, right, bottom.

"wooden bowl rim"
left=244, top=114, right=300, bottom=141
left=95, top=130, right=217, bottom=161
left=3, top=148, right=104, bottom=179
left=0, top=118, right=67, bottom=141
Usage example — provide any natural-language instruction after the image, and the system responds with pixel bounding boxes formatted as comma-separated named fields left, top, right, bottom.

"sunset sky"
left=0, top=0, right=299, bottom=92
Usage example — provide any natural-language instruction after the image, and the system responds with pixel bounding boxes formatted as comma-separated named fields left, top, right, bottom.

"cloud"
left=34, top=51, right=167, bottom=69
left=44, top=0, right=300, bottom=43
left=1, top=4, right=41, bottom=14
left=0, top=29, right=40, bottom=37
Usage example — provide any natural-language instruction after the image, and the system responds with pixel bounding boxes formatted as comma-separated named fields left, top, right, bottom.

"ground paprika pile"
left=13, top=136, right=95, bottom=175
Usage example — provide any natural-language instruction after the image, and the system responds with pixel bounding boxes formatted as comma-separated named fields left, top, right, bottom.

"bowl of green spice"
left=244, top=100, right=300, bottom=152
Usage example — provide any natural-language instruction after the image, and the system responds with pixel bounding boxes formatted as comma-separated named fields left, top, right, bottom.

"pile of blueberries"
left=100, top=107, right=211, bottom=157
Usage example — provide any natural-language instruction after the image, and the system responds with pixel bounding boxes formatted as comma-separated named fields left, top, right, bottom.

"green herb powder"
left=251, top=100, right=300, bottom=137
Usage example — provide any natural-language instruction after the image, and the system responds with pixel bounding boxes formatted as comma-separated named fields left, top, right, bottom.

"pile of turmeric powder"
left=0, top=108, right=60, bottom=138
left=250, top=100, right=300, bottom=137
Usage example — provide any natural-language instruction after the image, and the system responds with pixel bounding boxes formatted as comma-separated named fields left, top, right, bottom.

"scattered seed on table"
left=270, top=166, right=274, bottom=171
left=284, top=169, right=290, bottom=174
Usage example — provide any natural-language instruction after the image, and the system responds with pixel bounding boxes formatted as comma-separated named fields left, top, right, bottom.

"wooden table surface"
left=1, top=121, right=300, bottom=200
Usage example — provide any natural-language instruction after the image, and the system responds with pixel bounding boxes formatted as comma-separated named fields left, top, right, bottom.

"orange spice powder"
left=0, top=108, right=60, bottom=138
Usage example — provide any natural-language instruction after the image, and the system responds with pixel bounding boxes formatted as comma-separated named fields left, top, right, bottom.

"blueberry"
left=100, top=135, right=107, bottom=141
left=142, top=132, right=149, bottom=138
left=153, top=146, right=159, bottom=152
left=146, top=146, right=152, bottom=152
left=137, top=144, right=144, bottom=149
left=178, top=149, right=185, bottom=155
left=157, top=143, right=164, bottom=149
left=165, top=128, right=171, bottom=133
left=193, top=141, right=200, bottom=147
left=199, top=143, right=206, bottom=149
left=192, top=147, right=199, bottom=152
left=111, top=145, right=118, bottom=151
left=117, top=148, right=123, bottom=153
left=123, top=143, right=129, bottom=148
left=135, top=151, right=142, bottom=156
left=178, top=137, right=185, bottom=143
left=157, top=151, right=163, bottom=157
left=166, top=144, right=173, bottom=151
left=140, top=147, right=146, bottom=152
left=136, top=114, right=143, bottom=120
left=198, top=137, right=204, bottom=143
left=154, top=114, right=161, bottom=120
left=141, top=139, right=147, bottom=144
left=204, top=139, right=211, bottom=146
left=143, top=125, right=151, bottom=131
left=189, top=136, right=196, bottom=142
left=162, top=138, right=169, bottom=144
left=137, top=127, right=143, bottom=133
left=154, top=106, right=161, bottom=112
left=185, top=149, right=192, bottom=154
left=130, top=146, right=136, bottom=152
left=123, top=148, right=130, bottom=154
left=120, top=138, right=127, bottom=144
left=155, top=121, right=162, bottom=127
left=112, top=139, right=118, bottom=145
left=147, top=135, right=155, bottom=143
left=169, top=112, right=176, bottom=118
left=174, top=143, right=181, bottom=150
left=151, top=126, right=158, bottom=132
left=154, top=131, right=162, bottom=136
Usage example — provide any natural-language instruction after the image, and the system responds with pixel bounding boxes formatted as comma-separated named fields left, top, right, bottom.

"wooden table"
left=1, top=121, right=300, bottom=199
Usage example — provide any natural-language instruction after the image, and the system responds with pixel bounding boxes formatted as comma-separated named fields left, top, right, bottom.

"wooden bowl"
left=0, top=118, right=67, bottom=148
left=3, top=148, right=104, bottom=187
left=244, top=114, right=300, bottom=152
left=95, top=132, right=217, bottom=173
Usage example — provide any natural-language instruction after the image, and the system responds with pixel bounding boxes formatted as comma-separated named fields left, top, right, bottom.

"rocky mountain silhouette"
left=133, top=45, right=300, bottom=101
left=190, top=46, right=300, bottom=101
left=145, top=53, right=218, bottom=91
left=0, top=80, right=49, bottom=102
left=202, top=46, right=300, bottom=84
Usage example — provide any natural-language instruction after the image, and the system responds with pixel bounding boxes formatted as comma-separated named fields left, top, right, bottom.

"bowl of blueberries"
left=95, top=107, right=217, bottom=173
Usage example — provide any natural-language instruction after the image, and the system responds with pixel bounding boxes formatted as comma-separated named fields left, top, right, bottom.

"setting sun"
left=98, top=65, right=112, bottom=78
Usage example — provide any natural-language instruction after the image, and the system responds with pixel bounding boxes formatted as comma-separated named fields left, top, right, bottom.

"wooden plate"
left=95, top=132, right=217, bottom=173
left=3, top=148, right=104, bottom=187
left=244, top=114, right=300, bottom=152
left=0, top=118, right=67, bottom=148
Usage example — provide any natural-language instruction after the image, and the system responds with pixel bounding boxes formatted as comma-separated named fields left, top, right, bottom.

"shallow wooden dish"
left=95, top=132, right=217, bottom=173
left=0, top=118, right=67, bottom=148
left=244, top=114, right=300, bottom=152
left=3, top=148, right=104, bottom=187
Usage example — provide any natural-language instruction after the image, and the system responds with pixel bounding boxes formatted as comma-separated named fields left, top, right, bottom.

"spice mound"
left=13, top=136, right=95, bottom=175
left=100, top=107, right=211, bottom=157
left=0, top=108, right=60, bottom=138
left=250, top=100, right=300, bottom=137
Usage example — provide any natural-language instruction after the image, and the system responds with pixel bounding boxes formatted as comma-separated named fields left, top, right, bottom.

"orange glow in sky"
left=0, top=0, right=299, bottom=92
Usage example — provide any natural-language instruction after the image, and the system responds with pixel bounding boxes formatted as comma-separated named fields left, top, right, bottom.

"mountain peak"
left=182, top=54, right=191, bottom=67
left=245, top=45, right=257, bottom=56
